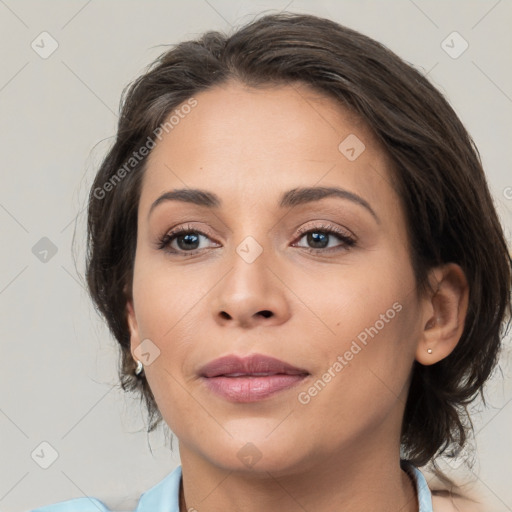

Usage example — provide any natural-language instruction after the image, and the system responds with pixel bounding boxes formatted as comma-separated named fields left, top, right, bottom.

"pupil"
left=178, top=233, right=199, bottom=250
left=308, top=232, right=328, bottom=248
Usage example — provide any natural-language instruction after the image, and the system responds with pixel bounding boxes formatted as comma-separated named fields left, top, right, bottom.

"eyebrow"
left=148, top=186, right=379, bottom=223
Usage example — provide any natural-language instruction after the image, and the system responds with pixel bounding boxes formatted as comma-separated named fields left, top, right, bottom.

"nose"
left=212, top=245, right=291, bottom=329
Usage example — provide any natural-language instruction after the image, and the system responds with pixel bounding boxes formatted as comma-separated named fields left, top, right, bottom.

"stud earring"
left=427, top=348, right=433, bottom=354
left=135, top=359, right=144, bottom=376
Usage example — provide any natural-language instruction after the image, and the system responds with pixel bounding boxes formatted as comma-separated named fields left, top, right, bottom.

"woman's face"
left=127, top=80, right=428, bottom=475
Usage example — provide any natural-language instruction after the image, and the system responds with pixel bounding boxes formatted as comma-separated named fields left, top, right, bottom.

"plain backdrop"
left=1, top=1, right=511, bottom=511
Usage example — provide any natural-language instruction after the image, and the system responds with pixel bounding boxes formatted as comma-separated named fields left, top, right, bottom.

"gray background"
left=1, top=1, right=511, bottom=511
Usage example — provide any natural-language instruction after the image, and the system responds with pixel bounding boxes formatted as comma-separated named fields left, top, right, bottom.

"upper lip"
left=199, top=354, right=309, bottom=378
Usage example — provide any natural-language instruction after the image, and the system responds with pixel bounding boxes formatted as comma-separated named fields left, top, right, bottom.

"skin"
left=126, top=80, right=469, bottom=512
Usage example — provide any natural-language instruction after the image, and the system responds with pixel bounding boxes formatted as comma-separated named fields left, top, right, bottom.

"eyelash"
left=156, top=223, right=356, bottom=257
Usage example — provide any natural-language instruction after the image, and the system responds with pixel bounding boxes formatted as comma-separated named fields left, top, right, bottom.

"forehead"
left=139, top=80, right=399, bottom=220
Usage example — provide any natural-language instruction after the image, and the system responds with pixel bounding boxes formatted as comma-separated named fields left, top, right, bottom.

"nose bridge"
left=212, top=221, right=290, bottom=328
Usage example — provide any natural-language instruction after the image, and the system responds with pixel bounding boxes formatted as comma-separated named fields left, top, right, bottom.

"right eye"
left=157, top=225, right=221, bottom=256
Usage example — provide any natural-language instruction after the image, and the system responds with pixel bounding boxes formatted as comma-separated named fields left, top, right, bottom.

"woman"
left=31, top=11, right=511, bottom=512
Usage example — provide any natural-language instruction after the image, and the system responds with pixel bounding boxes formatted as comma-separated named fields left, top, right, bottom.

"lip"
left=199, top=354, right=309, bottom=403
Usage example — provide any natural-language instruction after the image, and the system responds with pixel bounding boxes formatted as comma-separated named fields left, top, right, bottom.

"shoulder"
left=432, top=493, right=460, bottom=512
left=28, top=496, right=111, bottom=512
left=402, top=461, right=483, bottom=512
left=431, top=490, right=483, bottom=512
left=27, top=466, right=182, bottom=512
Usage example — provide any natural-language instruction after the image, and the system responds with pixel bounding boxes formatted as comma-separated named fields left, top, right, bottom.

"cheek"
left=293, top=247, right=420, bottom=400
left=132, top=257, right=209, bottom=337
left=292, top=254, right=415, bottom=344
left=129, top=261, right=206, bottom=403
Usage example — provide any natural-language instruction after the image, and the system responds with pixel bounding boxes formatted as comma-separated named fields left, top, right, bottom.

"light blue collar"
left=401, top=460, right=434, bottom=512
left=135, top=464, right=182, bottom=512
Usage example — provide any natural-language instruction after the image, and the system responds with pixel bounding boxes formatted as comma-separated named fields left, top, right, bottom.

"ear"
left=415, top=263, right=469, bottom=366
left=126, top=297, right=141, bottom=360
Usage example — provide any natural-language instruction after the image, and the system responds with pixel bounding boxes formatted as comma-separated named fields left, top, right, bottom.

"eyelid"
left=295, top=221, right=356, bottom=240
left=162, top=222, right=217, bottom=240
left=160, top=221, right=354, bottom=242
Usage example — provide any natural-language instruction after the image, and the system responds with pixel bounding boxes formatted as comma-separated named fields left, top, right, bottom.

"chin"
left=198, top=428, right=312, bottom=476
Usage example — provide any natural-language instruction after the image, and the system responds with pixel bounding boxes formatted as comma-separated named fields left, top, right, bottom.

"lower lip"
left=202, top=374, right=308, bottom=402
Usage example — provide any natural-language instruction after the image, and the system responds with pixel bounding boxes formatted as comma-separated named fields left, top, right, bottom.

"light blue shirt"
left=29, top=460, right=433, bottom=511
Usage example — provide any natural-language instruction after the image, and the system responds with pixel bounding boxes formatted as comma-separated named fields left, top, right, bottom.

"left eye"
left=293, top=227, right=356, bottom=251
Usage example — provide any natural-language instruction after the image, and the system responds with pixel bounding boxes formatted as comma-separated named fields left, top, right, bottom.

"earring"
left=135, top=359, right=144, bottom=376
left=427, top=348, right=433, bottom=354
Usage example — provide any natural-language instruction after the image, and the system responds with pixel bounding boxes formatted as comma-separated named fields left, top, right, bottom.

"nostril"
left=259, top=310, right=273, bottom=318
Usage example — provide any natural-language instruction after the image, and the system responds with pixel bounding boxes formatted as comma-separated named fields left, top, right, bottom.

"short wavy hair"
left=85, top=11, right=511, bottom=485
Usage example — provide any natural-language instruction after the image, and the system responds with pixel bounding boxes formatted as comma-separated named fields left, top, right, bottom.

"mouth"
left=199, top=354, right=310, bottom=402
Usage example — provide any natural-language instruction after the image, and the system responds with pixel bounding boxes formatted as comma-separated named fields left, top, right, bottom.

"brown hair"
left=85, top=11, right=511, bottom=486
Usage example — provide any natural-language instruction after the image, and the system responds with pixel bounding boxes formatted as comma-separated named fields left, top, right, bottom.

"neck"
left=177, top=446, right=418, bottom=512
